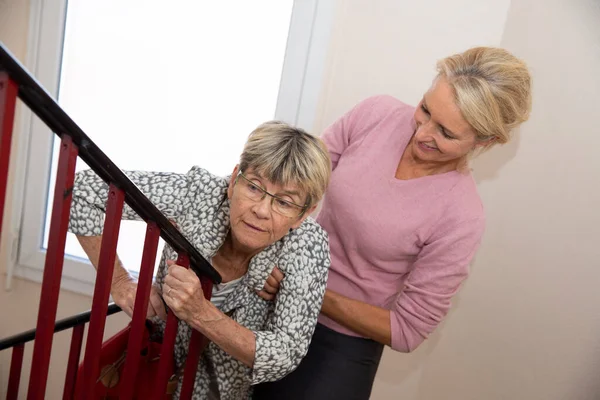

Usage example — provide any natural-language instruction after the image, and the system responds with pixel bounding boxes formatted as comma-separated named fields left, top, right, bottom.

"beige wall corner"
left=0, top=0, right=30, bottom=277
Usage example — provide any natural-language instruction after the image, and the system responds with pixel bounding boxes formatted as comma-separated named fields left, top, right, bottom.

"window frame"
left=6, top=0, right=335, bottom=295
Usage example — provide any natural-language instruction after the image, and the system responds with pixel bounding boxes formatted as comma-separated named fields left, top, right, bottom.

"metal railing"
left=0, top=41, right=221, bottom=399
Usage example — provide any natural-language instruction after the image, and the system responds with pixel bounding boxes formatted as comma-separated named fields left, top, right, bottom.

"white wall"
left=313, top=0, right=512, bottom=131
left=314, top=0, right=600, bottom=399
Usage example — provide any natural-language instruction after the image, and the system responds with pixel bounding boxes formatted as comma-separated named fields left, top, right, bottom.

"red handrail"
left=0, top=72, right=17, bottom=250
left=119, top=221, right=161, bottom=399
left=181, top=279, right=214, bottom=399
left=0, top=41, right=220, bottom=399
left=153, top=253, right=190, bottom=398
left=28, top=135, right=78, bottom=400
left=6, top=344, right=24, bottom=400
left=76, top=185, right=125, bottom=398
left=63, top=324, right=85, bottom=400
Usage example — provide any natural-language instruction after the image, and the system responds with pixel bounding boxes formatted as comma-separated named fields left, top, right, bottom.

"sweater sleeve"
left=68, top=168, right=195, bottom=236
left=320, top=96, right=393, bottom=170
left=251, top=221, right=330, bottom=383
left=320, top=107, right=356, bottom=171
left=321, top=95, right=413, bottom=170
left=390, top=216, right=485, bottom=352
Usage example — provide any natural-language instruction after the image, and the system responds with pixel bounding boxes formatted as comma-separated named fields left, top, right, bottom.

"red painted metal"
left=62, top=324, right=84, bottom=400
left=6, top=343, right=24, bottom=400
left=180, top=277, right=213, bottom=399
left=0, top=73, right=18, bottom=247
left=119, top=221, right=161, bottom=399
left=77, top=185, right=125, bottom=399
left=1, top=44, right=223, bottom=400
left=153, top=252, right=189, bottom=399
left=27, top=135, right=78, bottom=400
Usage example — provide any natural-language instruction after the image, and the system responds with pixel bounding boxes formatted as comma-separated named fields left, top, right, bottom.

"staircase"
left=0, top=41, right=221, bottom=399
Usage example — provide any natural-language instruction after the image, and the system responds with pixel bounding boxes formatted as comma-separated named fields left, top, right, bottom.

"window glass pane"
left=43, top=0, right=294, bottom=273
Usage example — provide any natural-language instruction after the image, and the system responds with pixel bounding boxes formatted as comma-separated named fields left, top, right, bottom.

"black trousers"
left=252, top=323, right=384, bottom=400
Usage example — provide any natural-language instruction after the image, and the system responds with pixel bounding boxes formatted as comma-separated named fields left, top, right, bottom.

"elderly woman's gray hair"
left=239, top=121, right=331, bottom=208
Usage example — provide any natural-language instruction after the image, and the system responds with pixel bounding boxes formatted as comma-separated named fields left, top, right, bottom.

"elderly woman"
left=68, top=121, right=332, bottom=399
left=253, top=47, right=533, bottom=399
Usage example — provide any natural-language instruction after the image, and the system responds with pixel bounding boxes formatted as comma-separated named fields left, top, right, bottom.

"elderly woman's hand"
left=111, top=274, right=167, bottom=320
left=162, top=259, right=207, bottom=322
left=257, top=266, right=284, bottom=301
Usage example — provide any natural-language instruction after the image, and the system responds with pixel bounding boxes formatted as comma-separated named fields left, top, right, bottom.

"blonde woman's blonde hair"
left=436, top=47, right=532, bottom=150
left=239, top=121, right=331, bottom=208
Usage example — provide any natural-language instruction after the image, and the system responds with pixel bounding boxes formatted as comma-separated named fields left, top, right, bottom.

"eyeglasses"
left=235, top=172, right=308, bottom=218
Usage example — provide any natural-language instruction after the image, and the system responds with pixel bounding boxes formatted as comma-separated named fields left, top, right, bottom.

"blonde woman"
left=253, top=47, right=533, bottom=399
left=69, top=122, right=331, bottom=399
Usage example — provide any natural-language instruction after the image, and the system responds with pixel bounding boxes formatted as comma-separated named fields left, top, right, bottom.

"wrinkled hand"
left=257, top=266, right=284, bottom=301
left=111, top=274, right=167, bottom=320
left=162, top=260, right=207, bottom=322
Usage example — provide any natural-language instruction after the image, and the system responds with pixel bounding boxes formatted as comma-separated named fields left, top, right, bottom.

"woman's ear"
left=227, top=165, right=240, bottom=199
left=290, top=204, right=318, bottom=229
left=475, top=136, right=496, bottom=148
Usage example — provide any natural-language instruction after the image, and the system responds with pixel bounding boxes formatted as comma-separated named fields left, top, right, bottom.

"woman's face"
left=411, top=76, right=486, bottom=165
left=226, top=165, right=316, bottom=254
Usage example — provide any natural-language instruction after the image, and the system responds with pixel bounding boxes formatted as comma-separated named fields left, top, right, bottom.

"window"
left=10, top=0, right=334, bottom=294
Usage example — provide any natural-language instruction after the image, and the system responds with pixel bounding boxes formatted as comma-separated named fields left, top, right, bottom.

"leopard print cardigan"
left=67, top=166, right=331, bottom=399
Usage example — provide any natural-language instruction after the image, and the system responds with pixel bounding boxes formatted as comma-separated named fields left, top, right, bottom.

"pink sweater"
left=316, top=95, right=485, bottom=352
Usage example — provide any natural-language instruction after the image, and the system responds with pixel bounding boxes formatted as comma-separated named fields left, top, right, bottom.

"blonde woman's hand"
left=257, top=266, right=284, bottom=301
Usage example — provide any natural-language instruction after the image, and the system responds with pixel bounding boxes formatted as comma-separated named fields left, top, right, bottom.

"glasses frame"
left=235, top=171, right=308, bottom=218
